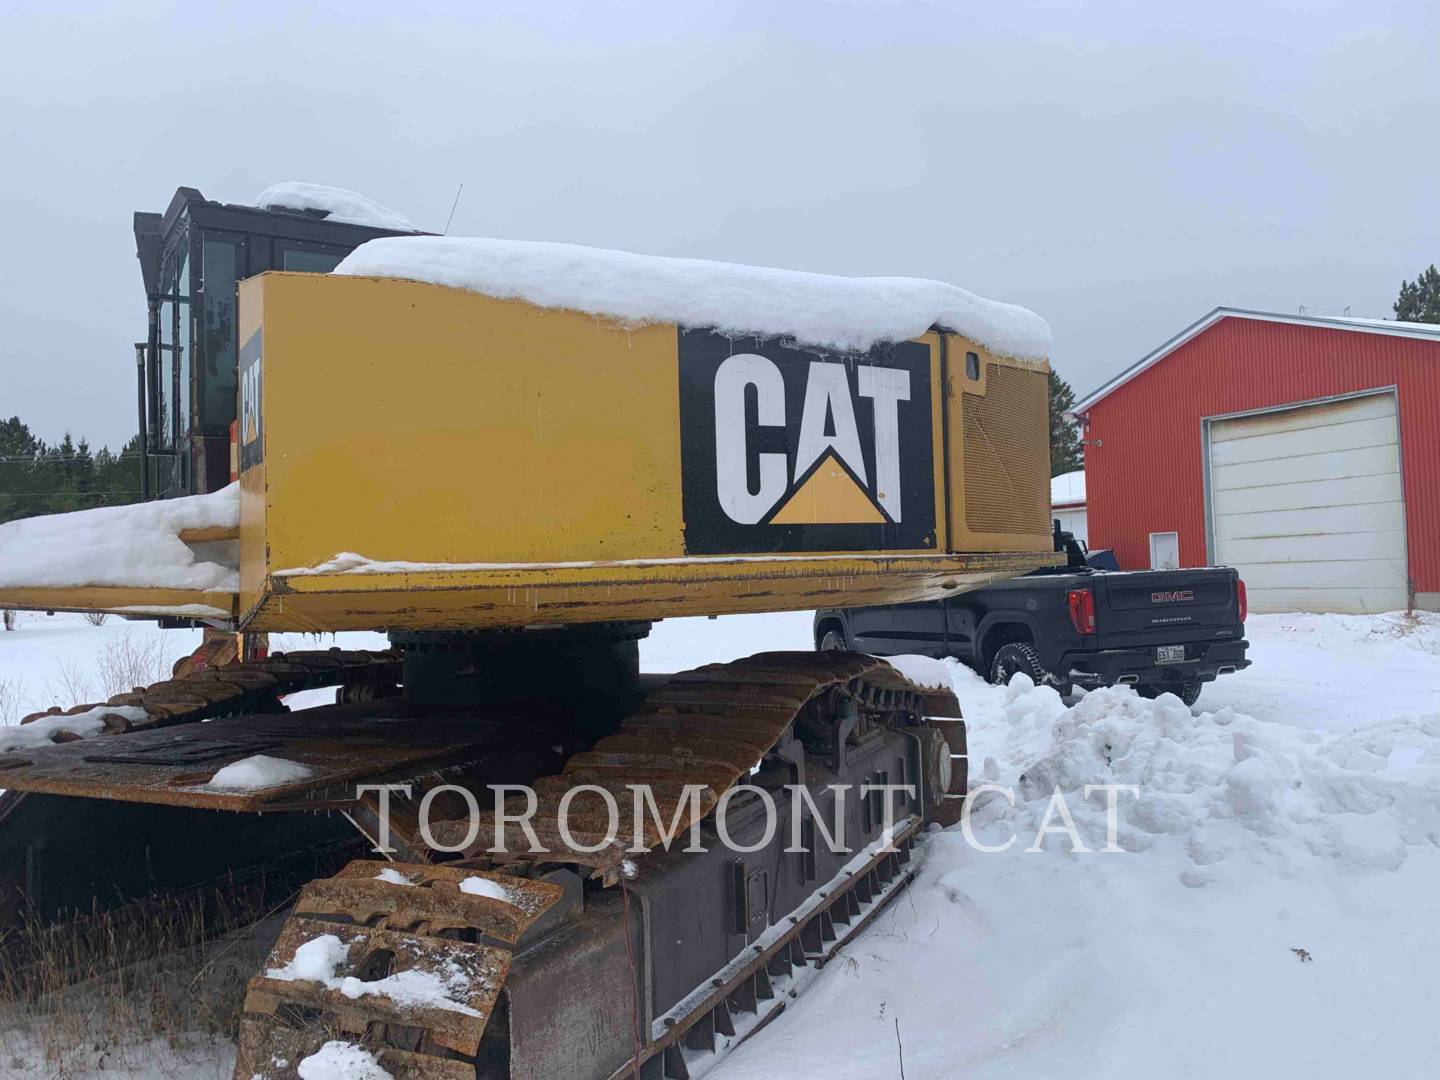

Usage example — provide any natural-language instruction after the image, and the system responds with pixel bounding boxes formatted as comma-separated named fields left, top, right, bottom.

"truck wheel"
left=818, top=628, right=849, bottom=652
left=1140, top=682, right=1202, bottom=707
left=988, top=642, right=1047, bottom=686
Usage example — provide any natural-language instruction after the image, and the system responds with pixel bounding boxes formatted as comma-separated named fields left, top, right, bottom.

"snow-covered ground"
left=711, top=610, right=1440, bottom=1080
left=2, top=609, right=1438, bottom=1077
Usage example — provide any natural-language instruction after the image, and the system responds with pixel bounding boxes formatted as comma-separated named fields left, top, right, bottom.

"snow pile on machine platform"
left=255, top=181, right=422, bottom=233
left=204, top=753, right=315, bottom=791
left=334, top=236, right=1051, bottom=358
left=0, top=483, right=238, bottom=594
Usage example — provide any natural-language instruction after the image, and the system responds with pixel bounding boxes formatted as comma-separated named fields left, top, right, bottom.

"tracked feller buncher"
left=0, top=188, right=1057, bottom=1078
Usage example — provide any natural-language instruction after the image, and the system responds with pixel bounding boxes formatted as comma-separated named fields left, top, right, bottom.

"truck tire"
left=988, top=642, right=1048, bottom=686
left=818, top=628, right=849, bottom=652
left=1139, top=681, right=1202, bottom=707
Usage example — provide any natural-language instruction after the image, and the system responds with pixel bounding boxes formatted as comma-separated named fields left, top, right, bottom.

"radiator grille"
left=962, top=363, right=1051, bottom=536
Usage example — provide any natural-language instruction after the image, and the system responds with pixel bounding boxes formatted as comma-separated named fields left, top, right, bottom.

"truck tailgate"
left=1095, top=568, right=1240, bottom=638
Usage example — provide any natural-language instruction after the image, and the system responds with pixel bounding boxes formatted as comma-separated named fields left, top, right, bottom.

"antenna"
left=443, top=183, right=465, bottom=235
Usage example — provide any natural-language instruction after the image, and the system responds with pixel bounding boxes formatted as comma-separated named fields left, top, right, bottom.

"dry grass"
left=81, top=611, right=109, bottom=627
left=0, top=678, right=23, bottom=727
left=1366, top=610, right=1440, bottom=655
left=47, top=631, right=172, bottom=707
left=0, top=890, right=281, bottom=1079
left=0, top=626, right=300, bottom=1075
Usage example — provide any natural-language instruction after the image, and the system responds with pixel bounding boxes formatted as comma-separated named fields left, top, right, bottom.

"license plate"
left=1155, top=645, right=1186, bottom=664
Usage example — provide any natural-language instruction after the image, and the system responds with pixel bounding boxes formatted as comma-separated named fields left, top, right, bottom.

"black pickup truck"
left=815, top=529, right=1250, bottom=706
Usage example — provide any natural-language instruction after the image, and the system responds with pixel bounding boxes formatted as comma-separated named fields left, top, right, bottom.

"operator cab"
left=132, top=186, right=420, bottom=499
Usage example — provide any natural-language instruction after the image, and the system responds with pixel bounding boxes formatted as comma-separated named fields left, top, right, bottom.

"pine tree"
left=1048, top=370, right=1084, bottom=477
left=1394, top=264, right=1440, bottom=324
left=94, top=436, right=144, bottom=507
left=0, top=415, right=43, bottom=524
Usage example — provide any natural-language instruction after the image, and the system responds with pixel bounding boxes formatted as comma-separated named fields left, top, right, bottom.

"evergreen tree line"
left=0, top=416, right=145, bottom=526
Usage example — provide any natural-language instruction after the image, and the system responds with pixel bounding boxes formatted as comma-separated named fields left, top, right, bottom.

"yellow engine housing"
left=1, top=272, right=1058, bottom=631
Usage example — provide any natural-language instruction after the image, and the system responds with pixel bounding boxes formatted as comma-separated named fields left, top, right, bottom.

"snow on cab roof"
left=333, top=236, right=1052, bottom=359
left=0, top=483, right=238, bottom=594
left=255, top=182, right=422, bottom=233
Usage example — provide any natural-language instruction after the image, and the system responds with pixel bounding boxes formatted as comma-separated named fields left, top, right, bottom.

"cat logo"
left=678, top=329, right=935, bottom=554
left=238, top=331, right=263, bottom=471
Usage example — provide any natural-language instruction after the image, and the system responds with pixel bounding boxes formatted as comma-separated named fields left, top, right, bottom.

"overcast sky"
left=2, top=0, right=1437, bottom=449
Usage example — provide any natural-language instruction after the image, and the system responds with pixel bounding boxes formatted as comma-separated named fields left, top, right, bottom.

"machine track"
left=233, top=650, right=966, bottom=1080
left=16, top=646, right=402, bottom=735
left=0, top=647, right=403, bottom=935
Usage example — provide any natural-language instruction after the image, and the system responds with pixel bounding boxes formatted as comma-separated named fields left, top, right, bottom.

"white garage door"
left=1209, top=392, right=1408, bottom=614
left=1053, top=506, right=1088, bottom=546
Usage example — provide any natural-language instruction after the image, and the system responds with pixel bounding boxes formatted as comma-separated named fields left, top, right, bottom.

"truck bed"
left=817, top=562, right=1250, bottom=701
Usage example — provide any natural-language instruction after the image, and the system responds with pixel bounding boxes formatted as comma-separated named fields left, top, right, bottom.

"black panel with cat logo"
left=677, top=329, right=935, bottom=555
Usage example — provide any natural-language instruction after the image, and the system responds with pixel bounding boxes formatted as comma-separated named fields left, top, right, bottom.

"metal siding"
left=1082, top=318, right=1440, bottom=595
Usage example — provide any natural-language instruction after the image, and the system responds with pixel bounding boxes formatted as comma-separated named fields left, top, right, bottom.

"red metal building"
left=1072, top=308, right=1440, bottom=614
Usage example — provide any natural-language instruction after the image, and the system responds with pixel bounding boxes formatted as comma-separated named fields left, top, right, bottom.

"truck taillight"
left=1067, top=587, right=1095, bottom=635
left=1237, top=579, right=1247, bottom=622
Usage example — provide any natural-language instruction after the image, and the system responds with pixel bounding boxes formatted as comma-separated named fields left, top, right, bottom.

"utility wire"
left=0, top=454, right=148, bottom=463
left=2, top=491, right=143, bottom=496
left=443, top=183, right=464, bottom=235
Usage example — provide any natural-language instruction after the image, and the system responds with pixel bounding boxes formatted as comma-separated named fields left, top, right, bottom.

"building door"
left=1149, top=531, right=1179, bottom=570
left=1207, top=391, right=1407, bottom=614
left=1054, top=507, right=1088, bottom=546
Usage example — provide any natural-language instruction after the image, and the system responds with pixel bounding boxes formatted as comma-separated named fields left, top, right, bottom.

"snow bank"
left=255, top=182, right=421, bottom=233
left=0, top=704, right=148, bottom=753
left=969, top=671, right=1440, bottom=876
left=334, top=236, right=1051, bottom=358
left=0, top=484, right=238, bottom=593
left=1050, top=469, right=1084, bottom=506
left=716, top=643, right=1440, bottom=1079
left=883, top=653, right=952, bottom=690
left=205, top=754, right=314, bottom=791
left=298, top=1041, right=391, bottom=1080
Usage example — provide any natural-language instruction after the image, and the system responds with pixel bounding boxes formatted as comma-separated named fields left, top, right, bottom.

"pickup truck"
left=814, top=528, right=1250, bottom=706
